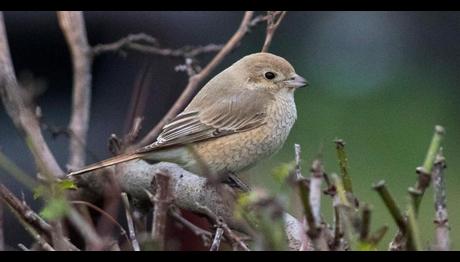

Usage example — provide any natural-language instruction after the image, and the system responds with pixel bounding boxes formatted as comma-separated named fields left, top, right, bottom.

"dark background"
left=1, top=11, right=460, bottom=250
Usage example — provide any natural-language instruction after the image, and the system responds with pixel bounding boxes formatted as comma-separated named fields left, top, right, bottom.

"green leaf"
left=57, top=179, right=78, bottom=190
left=271, top=161, right=295, bottom=184
left=40, top=198, right=70, bottom=221
left=356, top=241, right=377, bottom=251
left=33, top=185, right=47, bottom=199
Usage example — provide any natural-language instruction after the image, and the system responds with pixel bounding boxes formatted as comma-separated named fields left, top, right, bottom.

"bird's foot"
left=223, top=172, right=251, bottom=192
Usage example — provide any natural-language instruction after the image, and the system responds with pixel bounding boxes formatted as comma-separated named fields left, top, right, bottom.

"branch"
left=373, top=181, right=406, bottom=235
left=334, top=139, right=353, bottom=194
left=57, top=11, right=93, bottom=171
left=134, top=11, right=260, bottom=148
left=77, top=160, right=308, bottom=250
left=93, top=33, right=223, bottom=59
left=0, top=12, right=64, bottom=178
left=432, top=151, right=449, bottom=251
left=146, top=171, right=172, bottom=250
left=261, top=11, right=287, bottom=52
left=169, top=206, right=212, bottom=247
left=120, top=193, right=140, bottom=251
left=209, top=227, right=224, bottom=251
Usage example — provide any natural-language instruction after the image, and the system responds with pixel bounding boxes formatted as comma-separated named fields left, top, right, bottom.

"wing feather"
left=136, top=85, right=274, bottom=154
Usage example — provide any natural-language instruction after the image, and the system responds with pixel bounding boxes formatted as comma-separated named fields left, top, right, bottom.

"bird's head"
left=231, top=52, right=309, bottom=92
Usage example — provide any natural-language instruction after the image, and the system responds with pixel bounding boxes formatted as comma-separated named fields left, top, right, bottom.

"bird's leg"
left=222, top=172, right=251, bottom=192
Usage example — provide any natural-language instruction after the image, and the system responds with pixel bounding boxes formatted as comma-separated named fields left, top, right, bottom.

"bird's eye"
left=264, top=72, right=276, bottom=80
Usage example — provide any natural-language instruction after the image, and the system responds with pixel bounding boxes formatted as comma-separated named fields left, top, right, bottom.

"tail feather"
left=68, top=153, right=142, bottom=177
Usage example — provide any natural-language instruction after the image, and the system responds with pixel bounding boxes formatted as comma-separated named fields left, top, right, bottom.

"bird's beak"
left=285, top=74, right=309, bottom=88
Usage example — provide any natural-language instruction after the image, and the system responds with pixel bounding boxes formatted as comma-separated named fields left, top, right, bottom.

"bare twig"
left=309, top=159, right=323, bottom=226
left=93, top=33, right=223, bottom=59
left=297, top=176, right=328, bottom=251
left=120, top=193, right=140, bottom=251
left=334, top=139, right=353, bottom=194
left=406, top=195, right=422, bottom=251
left=67, top=207, right=104, bottom=250
left=112, top=161, right=306, bottom=250
left=0, top=184, right=52, bottom=238
left=261, top=11, right=287, bottom=52
left=169, top=206, right=212, bottom=247
left=135, top=11, right=260, bottom=148
left=57, top=11, right=93, bottom=171
left=196, top=203, right=250, bottom=251
left=0, top=12, right=64, bottom=178
left=147, top=171, right=172, bottom=250
left=17, top=243, right=30, bottom=251
left=432, top=151, right=449, bottom=251
left=70, top=200, right=130, bottom=245
left=209, top=227, right=224, bottom=251
left=294, top=144, right=302, bottom=180
left=373, top=181, right=406, bottom=235
left=359, top=204, right=371, bottom=242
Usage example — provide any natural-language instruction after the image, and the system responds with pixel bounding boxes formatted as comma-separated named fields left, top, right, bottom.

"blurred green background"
left=1, top=11, right=459, bottom=249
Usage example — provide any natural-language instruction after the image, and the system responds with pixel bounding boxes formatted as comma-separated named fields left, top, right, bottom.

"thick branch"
left=0, top=12, right=64, bottom=178
left=57, top=11, right=93, bottom=170
left=77, top=160, right=309, bottom=250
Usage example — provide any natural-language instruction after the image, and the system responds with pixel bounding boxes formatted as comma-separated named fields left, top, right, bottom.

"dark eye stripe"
left=264, top=72, right=276, bottom=80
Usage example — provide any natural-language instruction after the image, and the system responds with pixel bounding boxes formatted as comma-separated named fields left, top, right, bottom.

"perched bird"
left=68, top=52, right=308, bottom=180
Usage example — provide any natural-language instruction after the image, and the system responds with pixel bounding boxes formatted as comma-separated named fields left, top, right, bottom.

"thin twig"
left=57, top=11, right=93, bottom=171
left=120, top=193, right=140, bottom=251
left=147, top=171, right=172, bottom=250
left=432, top=151, right=449, bottom=251
left=359, top=204, right=371, bottom=242
left=134, top=11, right=261, bottom=148
left=196, top=202, right=250, bottom=251
left=294, top=144, right=302, bottom=180
left=209, top=227, right=224, bottom=251
left=334, top=139, right=353, bottom=194
left=0, top=184, right=52, bottom=238
left=372, top=181, right=406, bottom=235
left=413, top=125, right=445, bottom=210
left=70, top=200, right=130, bottom=245
left=169, top=206, right=212, bottom=247
left=0, top=12, right=64, bottom=178
left=93, top=33, right=223, bottom=59
left=309, top=159, right=323, bottom=226
left=67, top=207, right=105, bottom=250
left=406, top=195, right=422, bottom=251
left=17, top=243, right=30, bottom=251
left=261, top=11, right=287, bottom=52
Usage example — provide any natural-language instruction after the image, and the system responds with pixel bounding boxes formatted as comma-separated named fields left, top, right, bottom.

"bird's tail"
left=68, top=153, right=142, bottom=177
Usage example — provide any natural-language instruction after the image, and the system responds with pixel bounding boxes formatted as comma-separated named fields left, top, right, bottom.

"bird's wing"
left=136, top=87, right=274, bottom=153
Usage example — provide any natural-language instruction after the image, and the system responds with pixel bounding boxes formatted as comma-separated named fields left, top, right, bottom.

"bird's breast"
left=189, top=92, right=297, bottom=175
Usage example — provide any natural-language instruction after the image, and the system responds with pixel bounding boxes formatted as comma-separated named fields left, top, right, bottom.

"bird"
left=68, top=52, right=308, bottom=182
